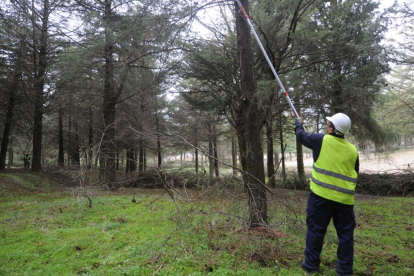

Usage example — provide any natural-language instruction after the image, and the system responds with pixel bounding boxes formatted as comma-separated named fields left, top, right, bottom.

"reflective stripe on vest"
left=311, top=176, right=355, bottom=195
left=313, top=165, right=357, bottom=184
left=310, top=135, right=358, bottom=205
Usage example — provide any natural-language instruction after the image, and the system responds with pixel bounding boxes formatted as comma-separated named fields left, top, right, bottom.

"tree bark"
left=68, top=96, right=72, bottom=166
left=126, top=148, right=131, bottom=173
left=265, top=120, right=275, bottom=188
left=100, top=0, right=117, bottom=186
left=0, top=65, right=19, bottom=170
left=58, top=107, right=64, bottom=167
left=195, top=142, right=199, bottom=175
left=235, top=0, right=267, bottom=228
left=295, top=103, right=306, bottom=187
left=72, top=121, right=80, bottom=165
left=116, top=151, right=119, bottom=170
left=331, top=0, right=344, bottom=114
left=8, top=147, right=13, bottom=168
left=144, top=148, right=147, bottom=171
left=231, top=128, right=237, bottom=175
left=208, top=140, right=214, bottom=183
left=87, top=106, right=93, bottom=169
left=156, top=113, right=162, bottom=169
left=31, top=0, right=50, bottom=172
left=139, top=137, right=144, bottom=172
left=213, top=124, right=219, bottom=177
left=296, top=138, right=307, bottom=188
left=279, top=117, right=286, bottom=183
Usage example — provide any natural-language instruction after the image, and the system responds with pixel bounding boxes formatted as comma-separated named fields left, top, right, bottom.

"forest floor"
left=0, top=148, right=413, bottom=275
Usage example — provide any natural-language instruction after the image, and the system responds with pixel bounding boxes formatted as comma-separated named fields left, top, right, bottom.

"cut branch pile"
left=357, top=172, right=414, bottom=196
left=127, top=170, right=203, bottom=189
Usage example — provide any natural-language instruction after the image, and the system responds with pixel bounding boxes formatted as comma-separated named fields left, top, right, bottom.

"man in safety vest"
left=295, top=113, right=359, bottom=276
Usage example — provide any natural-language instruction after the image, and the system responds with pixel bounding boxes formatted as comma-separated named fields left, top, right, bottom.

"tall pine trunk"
left=156, top=114, right=162, bottom=169
left=139, top=138, right=144, bottom=172
left=8, top=147, right=13, bottom=168
left=195, top=144, right=199, bottom=175
left=235, top=0, right=267, bottom=228
left=144, top=149, right=147, bottom=171
left=0, top=63, right=20, bottom=170
left=68, top=96, right=72, bottom=166
left=331, top=0, right=344, bottom=114
left=72, top=121, right=80, bottom=165
left=213, top=124, right=219, bottom=177
left=231, top=129, right=237, bottom=175
left=31, top=0, right=49, bottom=172
left=87, top=107, right=93, bottom=169
left=265, top=120, right=275, bottom=188
left=296, top=139, right=307, bottom=188
left=208, top=140, right=214, bottom=183
left=100, top=0, right=117, bottom=186
left=58, top=107, right=64, bottom=167
left=278, top=116, right=286, bottom=183
left=295, top=103, right=306, bottom=187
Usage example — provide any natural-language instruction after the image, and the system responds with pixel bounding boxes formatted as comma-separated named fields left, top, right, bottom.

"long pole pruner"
left=234, top=0, right=300, bottom=119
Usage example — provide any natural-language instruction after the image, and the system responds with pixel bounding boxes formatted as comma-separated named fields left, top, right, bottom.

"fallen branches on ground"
left=357, top=171, right=414, bottom=196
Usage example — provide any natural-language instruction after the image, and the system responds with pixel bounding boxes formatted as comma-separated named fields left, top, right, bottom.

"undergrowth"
left=0, top=171, right=413, bottom=275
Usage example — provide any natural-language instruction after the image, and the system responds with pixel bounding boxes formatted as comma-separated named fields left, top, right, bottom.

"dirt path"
left=359, top=148, right=414, bottom=173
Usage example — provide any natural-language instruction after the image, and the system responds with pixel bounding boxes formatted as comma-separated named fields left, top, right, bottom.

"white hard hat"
left=326, top=113, right=351, bottom=134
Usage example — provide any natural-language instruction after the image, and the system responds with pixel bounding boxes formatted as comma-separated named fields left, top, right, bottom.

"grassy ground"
left=0, top=170, right=413, bottom=275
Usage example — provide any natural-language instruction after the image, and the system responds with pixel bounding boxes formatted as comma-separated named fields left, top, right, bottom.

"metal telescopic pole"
left=234, top=0, right=300, bottom=119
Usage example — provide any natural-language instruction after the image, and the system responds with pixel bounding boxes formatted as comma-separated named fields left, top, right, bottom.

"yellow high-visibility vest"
left=310, top=135, right=358, bottom=205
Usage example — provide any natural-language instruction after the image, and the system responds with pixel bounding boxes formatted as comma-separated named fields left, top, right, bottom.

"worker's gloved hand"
left=295, top=117, right=303, bottom=125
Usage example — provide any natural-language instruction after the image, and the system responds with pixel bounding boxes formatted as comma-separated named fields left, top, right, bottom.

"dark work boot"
left=301, top=261, right=319, bottom=274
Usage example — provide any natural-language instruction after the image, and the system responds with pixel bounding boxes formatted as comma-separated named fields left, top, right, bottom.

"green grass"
left=0, top=172, right=413, bottom=275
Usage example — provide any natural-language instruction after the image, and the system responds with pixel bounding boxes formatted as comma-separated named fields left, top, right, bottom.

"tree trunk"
left=235, top=0, right=267, bottom=228
left=404, top=135, right=408, bottom=149
left=68, top=96, right=72, bottom=166
left=232, top=129, right=237, bottom=175
left=8, top=147, right=13, bottom=168
left=195, top=145, right=199, bottom=175
left=213, top=129, right=219, bottom=177
left=265, top=120, right=275, bottom=188
left=0, top=65, right=19, bottom=170
left=139, top=137, right=144, bottom=172
left=116, top=151, right=120, bottom=170
left=279, top=117, right=286, bottom=183
left=87, top=106, right=93, bottom=169
left=126, top=149, right=130, bottom=173
left=94, top=150, right=99, bottom=168
left=31, top=0, right=50, bottom=172
left=72, top=121, right=80, bottom=165
left=156, top=112, right=162, bottom=169
left=296, top=138, right=307, bottom=188
left=208, top=140, right=214, bottom=183
left=126, top=148, right=132, bottom=173
left=331, top=0, right=344, bottom=114
left=274, top=152, right=279, bottom=169
left=58, top=107, right=64, bottom=167
left=100, top=0, right=117, bottom=186
left=316, top=108, right=321, bottom=133
left=294, top=93, right=305, bottom=187
left=200, top=149, right=204, bottom=169
left=144, top=149, right=147, bottom=171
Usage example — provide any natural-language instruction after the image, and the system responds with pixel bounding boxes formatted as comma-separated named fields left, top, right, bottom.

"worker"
left=295, top=113, right=359, bottom=276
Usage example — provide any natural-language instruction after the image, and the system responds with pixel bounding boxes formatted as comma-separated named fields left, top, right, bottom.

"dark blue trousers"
left=303, top=192, right=356, bottom=275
